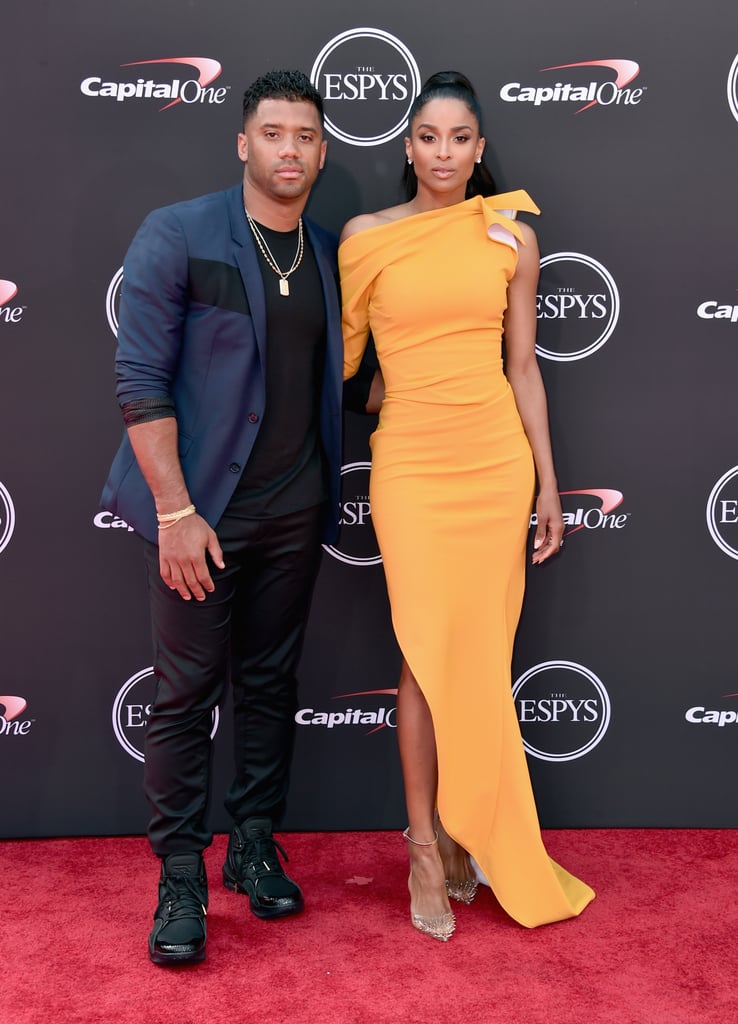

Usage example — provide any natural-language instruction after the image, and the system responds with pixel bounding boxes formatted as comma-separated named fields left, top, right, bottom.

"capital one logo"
left=0, top=695, right=32, bottom=737
left=697, top=297, right=738, bottom=324
left=512, top=661, right=611, bottom=762
left=94, top=510, right=134, bottom=532
left=706, top=467, right=738, bottom=560
left=0, top=279, right=25, bottom=324
left=530, top=489, right=628, bottom=538
left=80, top=57, right=227, bottom=111
left=296, top=689, right=397, bottom=735
left=500, top=60, right=645, bottom=114
left=323, top=462, right=382, bottom=566
left=106, top=266, right=123, bottom=337
left=311, top=27, right=421, bottom=146
left=686, top=693, right=738, bottom=728
left=112, top=668, right=219, bottom=763
left=728, top=54, right=738, bottom=124
left=0, top=481, right=16, bottom=554
left=536, top=253, right=620, bottom=361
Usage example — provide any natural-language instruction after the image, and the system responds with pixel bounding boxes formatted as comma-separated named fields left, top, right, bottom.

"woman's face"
left=405, top=96, right=485, bottom=199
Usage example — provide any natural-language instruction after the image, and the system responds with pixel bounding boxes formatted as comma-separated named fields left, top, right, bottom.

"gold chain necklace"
left=244, top=208, right=304, bottom=297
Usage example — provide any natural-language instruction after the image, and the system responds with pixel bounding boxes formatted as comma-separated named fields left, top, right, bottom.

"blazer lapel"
left=306, top=219, right=342, bottom=410
left=227, top=185, right=267, bottom=368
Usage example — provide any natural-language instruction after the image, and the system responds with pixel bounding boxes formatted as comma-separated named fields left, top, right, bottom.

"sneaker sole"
left=222, top=870, right=304, bottom=919
left=149, top=945, right=206, bottom=966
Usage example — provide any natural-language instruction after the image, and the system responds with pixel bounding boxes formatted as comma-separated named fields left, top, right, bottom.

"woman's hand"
left=531, top=487, right=565, bottom=565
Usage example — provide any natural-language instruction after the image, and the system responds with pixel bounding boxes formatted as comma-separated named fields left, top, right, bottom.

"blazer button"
left=229, top=462, right=241, bottom=473
left=247, top=412, right=259, bottom=423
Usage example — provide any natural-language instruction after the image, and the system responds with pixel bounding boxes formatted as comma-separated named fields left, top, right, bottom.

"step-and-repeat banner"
left=2, top=0, right=737, bottom=837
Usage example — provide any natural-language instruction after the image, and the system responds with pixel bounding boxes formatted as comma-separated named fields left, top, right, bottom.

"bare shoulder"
left=340, top=203, right=412, bottom=243
left=517, top=220, right=539, bottom=250
left=340, top=213, right=384, bottom=243
left=513, top=219, right=541, bottom=276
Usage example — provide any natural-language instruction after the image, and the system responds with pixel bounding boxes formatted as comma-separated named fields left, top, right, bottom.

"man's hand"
left=158, top=514, right=225, bottom=600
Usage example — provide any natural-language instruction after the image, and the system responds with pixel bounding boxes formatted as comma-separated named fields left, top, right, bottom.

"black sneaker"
left=222, top=817, right=304, bottom=919
left=149, top=852, right=208, bottom=965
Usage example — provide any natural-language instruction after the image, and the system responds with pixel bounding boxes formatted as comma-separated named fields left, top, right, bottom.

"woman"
left=340, top=72, right=594, bottom=940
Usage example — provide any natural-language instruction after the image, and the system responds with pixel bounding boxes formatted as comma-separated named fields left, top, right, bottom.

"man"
left=101, top=70, right=342, bottom=965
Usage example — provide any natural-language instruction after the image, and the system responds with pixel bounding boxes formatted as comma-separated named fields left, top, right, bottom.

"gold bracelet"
left=156, top=504, right=196, bottom=529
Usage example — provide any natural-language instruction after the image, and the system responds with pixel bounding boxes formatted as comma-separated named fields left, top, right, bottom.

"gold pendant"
left=279, top=278, right=289, bottom=297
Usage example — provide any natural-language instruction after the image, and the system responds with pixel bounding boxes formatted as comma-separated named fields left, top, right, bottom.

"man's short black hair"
left=242, top=70, right=324, bottom=128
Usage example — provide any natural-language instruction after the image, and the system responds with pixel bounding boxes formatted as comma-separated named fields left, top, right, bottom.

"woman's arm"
left=502, top=222, right=564, bottom=565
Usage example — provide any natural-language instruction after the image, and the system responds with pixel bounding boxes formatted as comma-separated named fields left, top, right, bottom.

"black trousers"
left=141, top=505, right=324, bottom=857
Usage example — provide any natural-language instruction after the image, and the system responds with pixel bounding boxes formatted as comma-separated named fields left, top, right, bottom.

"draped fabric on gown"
left=340, top=192, right=594, bottom=927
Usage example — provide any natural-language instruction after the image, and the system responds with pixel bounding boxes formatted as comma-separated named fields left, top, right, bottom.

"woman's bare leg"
left=397, top=658, right=455, bottom=940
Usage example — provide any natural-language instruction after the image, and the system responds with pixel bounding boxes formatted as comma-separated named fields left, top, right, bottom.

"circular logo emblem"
left=512, top=660, right=611, bottom=762
left=728, top=53, right=738, bottom=124
left=706, top=466, right=738, bottom=561
left=536, top=252, right=620, bottom=361
left=112, top=667, right=220, bottom=762
left=0, top=481, right=16, bottom=555
left=106, top=265, right=124, bottom=338
left=323, top=461, right=382, bottom=566
left=311, top=28, right=421, bottom=147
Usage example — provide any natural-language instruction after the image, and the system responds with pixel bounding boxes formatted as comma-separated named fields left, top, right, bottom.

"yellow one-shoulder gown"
left=340, top=193, right=594, bottom=927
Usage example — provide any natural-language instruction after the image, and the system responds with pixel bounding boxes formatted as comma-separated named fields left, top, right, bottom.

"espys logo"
left=0, top=481, right=16, bottom=554
left=728, top=54, right=738, bottom=124
left=530, top=488, right=629, bottom=538
left=500, top=59, right=644, bottom=114
left=112, top=668, right=220, bottom=762
left=686, top=693, right=738, bottom=728
left=106, top=266, right=123, bottom=337
left=706, top=467, right=738, bottom=560
left=0, top=695, right=32, bottom=737
left=697, top=297, right=738, bottom=324
left=80, top=57, right=227, bottom=110
left=323, top=462, right=382, bottom=566
left=536, top=253, right=620, bottom=361
left=296, top=689, right=397, bottom=735
left=0, top=279, right=25, bottom=324
left=311, top=27, right=421, bottom=146
left=512, top=661, right=611, bottom=762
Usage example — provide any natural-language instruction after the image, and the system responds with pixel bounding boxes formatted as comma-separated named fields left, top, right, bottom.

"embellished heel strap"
left=402, top=827, right=439, bottom=847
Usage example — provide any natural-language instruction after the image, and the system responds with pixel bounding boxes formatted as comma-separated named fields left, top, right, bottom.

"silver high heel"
left=403, top=828, right=456, bottom=942
left=435, top=814, right=479, bottom=905
left=446, top=877, right=479, bottom=905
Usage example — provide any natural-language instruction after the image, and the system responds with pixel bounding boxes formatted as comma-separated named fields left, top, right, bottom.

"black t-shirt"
left=224, top=220, right=328, bottom=519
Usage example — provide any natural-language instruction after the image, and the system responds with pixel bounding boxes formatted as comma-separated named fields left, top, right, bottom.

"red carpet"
left=1, top=830, right=735, bottom=1024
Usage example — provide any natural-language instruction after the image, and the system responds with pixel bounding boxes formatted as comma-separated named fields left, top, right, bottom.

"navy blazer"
left=101, top=184, right=343, bottom=544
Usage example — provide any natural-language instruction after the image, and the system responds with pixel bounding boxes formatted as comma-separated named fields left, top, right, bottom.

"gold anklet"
left=402, top=827, right=439, bottom=847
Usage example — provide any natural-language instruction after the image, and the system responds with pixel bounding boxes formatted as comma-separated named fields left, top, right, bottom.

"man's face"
left=238, top=97, right=327, bottom=203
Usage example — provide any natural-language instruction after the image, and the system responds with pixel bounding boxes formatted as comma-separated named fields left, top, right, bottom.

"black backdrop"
left=2, top=0, right=737, bottom=837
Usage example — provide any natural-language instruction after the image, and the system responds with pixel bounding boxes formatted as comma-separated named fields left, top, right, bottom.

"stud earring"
left=407, top=158, right=413, bottom=165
